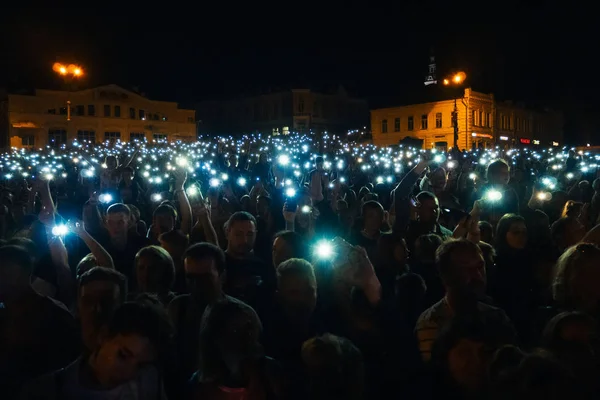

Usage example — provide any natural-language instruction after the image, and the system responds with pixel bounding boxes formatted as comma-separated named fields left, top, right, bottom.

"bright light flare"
left=315, top=240, right=334, bottom=259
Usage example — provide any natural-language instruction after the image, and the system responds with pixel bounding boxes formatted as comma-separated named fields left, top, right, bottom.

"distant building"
left=0, top=84, right=196, bottom=149
left=196, top=87, right=368, bottom=136
left=370, top=88, right=563, bottom=150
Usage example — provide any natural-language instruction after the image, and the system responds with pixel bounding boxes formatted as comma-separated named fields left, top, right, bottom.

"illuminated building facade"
left=370, top=88, right=563, bottom=150
left=0, top=84, right=196, bottom=149
left=196, top=87, right=368, bottom=135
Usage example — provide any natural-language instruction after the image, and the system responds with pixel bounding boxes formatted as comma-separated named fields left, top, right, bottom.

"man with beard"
left=77, top=267, right=128, bottom=352
left=167, top=243, right=233, bottom=387
left=415, top=239, right=515, bottom=362
left=223, top=212, right=275, bottom=311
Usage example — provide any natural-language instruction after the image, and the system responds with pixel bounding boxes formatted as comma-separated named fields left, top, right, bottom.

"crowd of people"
left=1, top=133, right=600, bottom=399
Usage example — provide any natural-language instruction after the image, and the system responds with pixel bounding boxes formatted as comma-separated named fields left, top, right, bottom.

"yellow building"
left=370, top=88, right=563, bottom=150
left=0, top=84, right=196, bottom=149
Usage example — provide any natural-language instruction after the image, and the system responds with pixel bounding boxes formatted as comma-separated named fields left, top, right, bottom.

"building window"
left=479, top=111, right=484, bottom=127
left=129, top=107, right=135, bottom=119
left=408, top=116, right=414, bottom=131
left=515, top=117, right=520, bottom=131
left=298, top=99, right=304, bottom=113
left=59, top=107, right=67, bottom=115
left=486, top=113, right=491, bottom=127
left=114, top=106, right=121, bottom=118
left=381, top=119, right=388, bottom=133
left=22, top=135, right=35, bottom=147
left=104, top=132, right=121, bottom=142
left=472, top=110, right=477, bottom=126
left=103, top=105, right=111, bottom=117
left=88, top=105, right=95, bottom=116
left=187, top=117, right=194, bottom=123
left=394, top=117, right=400, bottom=132
left=153, top=133, right=168, bottom=142
left=139, top=109, right=146, bottom=120
left=421, top=114, right=428, bottom=130
left=130, top=132, right=145, bottom=142
left=47, top=108, right=56, bottom=114
left=75, top=105, right=84, bottom=116
left=48, top=129, right=67, bottom=148
left=435, top=113, right=442, bottom=128
left=77, top=130, right=96, bottom=143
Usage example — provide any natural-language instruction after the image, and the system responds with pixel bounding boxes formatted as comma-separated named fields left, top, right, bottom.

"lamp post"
left=443, top=72, right=467, bottom=149
left=52, top=63, right=84, bottom=121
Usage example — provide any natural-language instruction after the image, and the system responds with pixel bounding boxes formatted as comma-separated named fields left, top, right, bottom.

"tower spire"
left=424, top=49, right=437, bottom=86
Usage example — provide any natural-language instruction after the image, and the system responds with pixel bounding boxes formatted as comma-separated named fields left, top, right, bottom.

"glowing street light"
left=442, top=71, right=467, bottom=149
left=52, top=63, right=84, bottom=122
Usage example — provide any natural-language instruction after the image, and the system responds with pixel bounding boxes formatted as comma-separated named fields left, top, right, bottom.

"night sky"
left=0, top=5, right=596, bottom=141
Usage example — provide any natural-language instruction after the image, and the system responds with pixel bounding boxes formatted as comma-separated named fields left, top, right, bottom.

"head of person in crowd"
left=105, top=203, right=132, bottom=242
left=152, top=203, right=177, bottom=235
left=225, top=211, right=257, bottom=258
left=477, top=241, right=496, bottom=271
left=486, top=159, right=510, bottom=186
left=489, top=346, right=575, bottom=399
left=551, top=216, right=586, bottom=253
left=429, top=167, right=448, bottom=194
left=272, top=230, right=306, bottom=269
left=528, top=209, right=552, bottom=246
left=562, top=200, right=583, bottom=219
left=416, top=191, right=440, bottom=226
left=315, top=156, right=324, bottom=171
left=361, top=200, right=384, bottom=235
left=78, top=267, right=128, bottom=351
left=127, top=203, right=145, bottom=234
left=256, top=194, right=271, bottom=218
left=184, top=242, right=226, bottom=303
left=198, top=300, right=263, bottom=383
left=258, top=152, right=268, bottom=164
left=76, top=253, right=100, bottom=279
left=478, top=220, right=494, bottom=244
left=87, top=301, right=172, bottom=388
left=495, top=214, right=528, bottom=253
left=376, top=232, right=408, bottom=276
left=301, top=334, right=364, bottom=400
left=437, top=239, right=487, bottom=308
left=542, top=311, right=598, bottom=371
left=159, top=229, right=189, bottom=264
left=121, top=166, right=135, bottom=184
left=240, top=195, right=251, bottom=212
left=276, top=258, right=317, bottom=325
left=0, top=245, right=34, bottom=299
left=135, top=246, right=175, bottom=296
left=432, top=314, right=515, bottom=397
left=413, top=233, right=443, bottom=266
left=553, top=243, right=600, bottom=317
left=104, top=155, right=118, bottom=170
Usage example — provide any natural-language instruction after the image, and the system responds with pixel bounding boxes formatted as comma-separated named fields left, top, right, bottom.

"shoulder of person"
left=41, top=294, right=74, bottom=318
left=415, top=299, right=447, bottom=329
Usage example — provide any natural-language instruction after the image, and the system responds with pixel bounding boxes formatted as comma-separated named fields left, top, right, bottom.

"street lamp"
left=52, top=62, right=84, bottom=121
left=443, top=71, right=467, bottom=149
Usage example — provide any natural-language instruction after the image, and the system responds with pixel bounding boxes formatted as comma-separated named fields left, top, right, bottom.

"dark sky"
left=0, top=4, right=596, bottom=121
